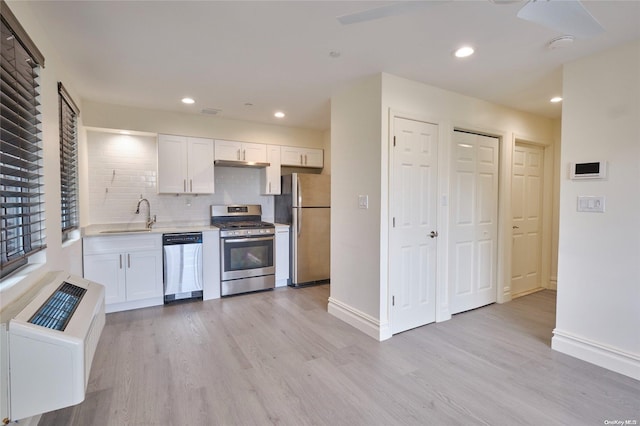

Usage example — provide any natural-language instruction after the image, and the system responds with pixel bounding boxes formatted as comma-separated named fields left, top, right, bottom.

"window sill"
left=0, top=263, right=47, bottom=310
left=62, top=229, right=81, bottom=249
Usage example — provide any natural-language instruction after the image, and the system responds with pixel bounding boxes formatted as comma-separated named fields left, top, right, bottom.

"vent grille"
left=201, top=107, right=221, bottom=115
left=28, top=282, right=86, bottom=331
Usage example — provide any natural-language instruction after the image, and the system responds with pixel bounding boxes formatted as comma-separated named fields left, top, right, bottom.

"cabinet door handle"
left=300, top=154, right=303, bottom=165
left=243, top=149, right=246, bottom=161
left=237, top=148, right=241, bottom=160
left=183, top=179, right=186, bottom=192
left=128, top=254, right=131, bottom=268
left=190, top=179, right=193, bottom=192
left=269, top=181, right=272, bottom=193
left=119, top=254, right=122, bottom=269
left=304, top=154, right=308, bottom=165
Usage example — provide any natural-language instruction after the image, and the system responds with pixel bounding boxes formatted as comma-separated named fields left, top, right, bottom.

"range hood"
left=213, top=160, right=270, bottom=168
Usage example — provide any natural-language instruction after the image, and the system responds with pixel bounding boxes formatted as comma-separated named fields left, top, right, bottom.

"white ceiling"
left=28, top=1, right=640, bottom=130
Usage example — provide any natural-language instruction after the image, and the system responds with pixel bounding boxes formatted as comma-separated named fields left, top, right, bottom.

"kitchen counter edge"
left=82, top=224, right=219, bottom=237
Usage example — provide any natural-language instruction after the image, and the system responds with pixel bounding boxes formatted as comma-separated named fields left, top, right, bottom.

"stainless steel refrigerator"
left=275, top=173, right=330, bottom=286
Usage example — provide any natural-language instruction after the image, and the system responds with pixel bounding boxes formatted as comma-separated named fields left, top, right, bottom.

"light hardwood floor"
left=40, top=286, right=639, bottom=426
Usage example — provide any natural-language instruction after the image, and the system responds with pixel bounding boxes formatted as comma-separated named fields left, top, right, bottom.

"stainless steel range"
left=211, top=205, right=275, bottom=296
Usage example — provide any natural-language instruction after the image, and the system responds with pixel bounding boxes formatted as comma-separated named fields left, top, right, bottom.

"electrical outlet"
left=358, top=195, right=368, bottom=209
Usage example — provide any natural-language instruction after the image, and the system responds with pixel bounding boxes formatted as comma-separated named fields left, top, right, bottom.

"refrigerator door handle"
left=297, top=207, right=302, bottom=237
left=297, top=177, right=302, bottom=207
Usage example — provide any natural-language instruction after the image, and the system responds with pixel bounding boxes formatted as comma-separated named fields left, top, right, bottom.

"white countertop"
left=82, top=222, right=218, bottom=237
left=82, top=222, right=290, bottom=237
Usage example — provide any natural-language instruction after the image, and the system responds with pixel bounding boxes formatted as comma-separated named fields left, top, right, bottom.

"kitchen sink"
left=100, top=229, right=152, bottom=234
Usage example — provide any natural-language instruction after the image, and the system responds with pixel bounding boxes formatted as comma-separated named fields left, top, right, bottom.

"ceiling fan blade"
left=517, top=0, right=604, bottom=38
left=337, top=1, right=447, bottom=25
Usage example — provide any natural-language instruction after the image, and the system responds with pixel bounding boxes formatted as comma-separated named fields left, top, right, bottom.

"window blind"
left=1, top=6, right=46, bottom=278
left=58, top=82, right=79, bottom=241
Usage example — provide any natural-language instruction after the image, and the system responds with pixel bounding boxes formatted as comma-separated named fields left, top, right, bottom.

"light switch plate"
left=577, top=196, right=605, bottom=212
left=358, top=195, right=369, bottom=209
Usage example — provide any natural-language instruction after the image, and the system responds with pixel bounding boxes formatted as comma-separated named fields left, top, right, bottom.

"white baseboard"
left=328, top=297, right=391, bottom=341
left=549, top=276, right=557, bottom=290
left=552, top=329, right=640, bottom=381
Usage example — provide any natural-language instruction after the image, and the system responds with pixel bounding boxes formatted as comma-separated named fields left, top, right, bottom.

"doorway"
left=389, top=116, right=438, bottom=334
left=511, top=142, right=545, bottom=297
left=449, top=130, right=500, bottom=314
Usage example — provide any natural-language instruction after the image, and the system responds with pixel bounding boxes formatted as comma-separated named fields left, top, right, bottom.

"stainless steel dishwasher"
left=163, top=232, right=203, bottom=303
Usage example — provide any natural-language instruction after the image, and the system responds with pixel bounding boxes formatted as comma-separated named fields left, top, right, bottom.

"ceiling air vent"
left=201, top=107, right=222, bottom=115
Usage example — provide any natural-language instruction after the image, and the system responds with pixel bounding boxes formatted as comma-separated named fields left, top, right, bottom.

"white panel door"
left=390, top=117, right=438, bottom=334
left=449, top=131, right=499, bottom=314
left=511, top=143, right=544, bottom=296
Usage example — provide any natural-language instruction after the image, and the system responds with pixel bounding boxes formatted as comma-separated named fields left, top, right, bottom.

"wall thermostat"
left=569, top=161, right=607, bottom=180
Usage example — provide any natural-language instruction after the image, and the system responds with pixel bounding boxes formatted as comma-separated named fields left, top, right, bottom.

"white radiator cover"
left=2, top=271, right=105, bottom=421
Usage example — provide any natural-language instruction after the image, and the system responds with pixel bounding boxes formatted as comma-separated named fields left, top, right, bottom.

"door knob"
left=429, top=231, right=438, bottom=238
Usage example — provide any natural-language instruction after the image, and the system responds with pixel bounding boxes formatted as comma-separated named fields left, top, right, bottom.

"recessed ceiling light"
left=181, top=97, right=195, bottom=104
left=329, top=51, right=341, bottom=58
left=454, top=46, right=474, bottom=58
left=274, top=111, right=285, bottom=118
left=550, top=97, right=563, bottom=103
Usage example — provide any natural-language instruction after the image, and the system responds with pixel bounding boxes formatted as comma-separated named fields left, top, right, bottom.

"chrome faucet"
left=135, top=195, right=156, bottom=229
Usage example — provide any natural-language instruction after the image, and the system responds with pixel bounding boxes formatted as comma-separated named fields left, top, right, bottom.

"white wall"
left=82, top=101, right=324, bottom=148
left=328, top=75, right=384, bottom=338
left=330, top=72, right=557, bottom=340
left=0, top=1, right=84, bottom=308
left=79, top=103, right=326, bottom=226
left=550, top=118, right=562, bottom=289
left=0, top=2, right=326, bottom=309
left=552, top=40, right=640, bottom=380
left=86, top=131, right=274, bottom=225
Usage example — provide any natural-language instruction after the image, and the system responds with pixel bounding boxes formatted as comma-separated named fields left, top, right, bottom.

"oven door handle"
left=223, top=236, right=274, bottom=243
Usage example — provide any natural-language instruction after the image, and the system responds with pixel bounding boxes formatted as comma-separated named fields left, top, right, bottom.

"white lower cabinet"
left=202, top=229, right=221, bottom=300
left=83, top=234, right=163, bottom=313
left=275, top=224, right=290, bottom=287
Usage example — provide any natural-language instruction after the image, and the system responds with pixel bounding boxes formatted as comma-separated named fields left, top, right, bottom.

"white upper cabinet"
left=281, top=146, right=323, bottom=168
left=261, top=145, right=281, bottom=195
left=157, top=134, right=214, bottom=194
left=214, top=140, right=267, bottom=164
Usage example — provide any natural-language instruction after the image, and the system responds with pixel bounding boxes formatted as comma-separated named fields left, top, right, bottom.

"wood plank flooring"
left=39, top=287, right=639, bottom=426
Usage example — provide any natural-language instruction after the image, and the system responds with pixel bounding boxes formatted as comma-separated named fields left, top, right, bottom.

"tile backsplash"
left=86, top=132, right=274, bottom=226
